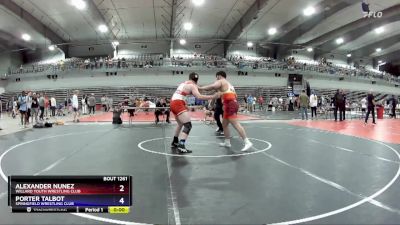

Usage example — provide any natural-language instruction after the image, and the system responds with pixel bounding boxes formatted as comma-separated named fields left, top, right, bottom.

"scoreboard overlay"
left=8, top=176, right=132, bottom=213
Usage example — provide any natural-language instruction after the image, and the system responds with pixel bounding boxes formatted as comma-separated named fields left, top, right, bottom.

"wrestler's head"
left=216, top=71, right=226, bottom=80
left=189, top=72, right=199, bottom=84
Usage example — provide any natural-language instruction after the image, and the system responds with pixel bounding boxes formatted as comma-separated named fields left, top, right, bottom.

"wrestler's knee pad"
left=182, top=122, right=192, bottom=135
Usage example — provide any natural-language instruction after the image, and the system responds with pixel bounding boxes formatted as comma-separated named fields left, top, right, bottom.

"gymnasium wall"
left=0, top=52, right=22, bottom=75
left=3, top=70, right=400, bottom=95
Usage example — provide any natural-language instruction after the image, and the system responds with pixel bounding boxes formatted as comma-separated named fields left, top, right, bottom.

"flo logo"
left=361, top=1, right=383, bottom=18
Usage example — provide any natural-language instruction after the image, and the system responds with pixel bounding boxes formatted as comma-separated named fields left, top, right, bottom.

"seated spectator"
left=112, top=103, right=123, bottom=124
left=155, top=98, right=170, bottom=124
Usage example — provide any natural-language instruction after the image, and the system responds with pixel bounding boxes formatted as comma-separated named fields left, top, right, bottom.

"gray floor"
left=0, top=122, right=400, bottom=224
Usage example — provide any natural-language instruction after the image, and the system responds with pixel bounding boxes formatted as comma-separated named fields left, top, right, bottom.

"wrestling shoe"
left=177, top=144, right=192, bottom=154
left=241, top=141, right=253, bottom=152
left=219, top=142, right=232, bottom=148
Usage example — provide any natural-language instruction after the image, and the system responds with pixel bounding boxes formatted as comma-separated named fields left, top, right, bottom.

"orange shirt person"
left=170, top=72, right=219, bottom=154
left=198, top=71, right=253, bottom=151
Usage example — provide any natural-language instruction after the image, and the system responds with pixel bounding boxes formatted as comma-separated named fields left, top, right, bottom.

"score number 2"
left=118, top=185, right=126, bottom=205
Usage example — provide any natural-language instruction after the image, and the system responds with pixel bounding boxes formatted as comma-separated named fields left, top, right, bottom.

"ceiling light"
left=268, top=27, right=277, bottom=35
left=71, top=0, right=86, bottom=10
left=347, top=53, right=352, bottom=57
left=179, top=39, right=186, bottom=45
left=335, top=37, right=344, bottom=45
left=21, top=33, right=31, bottom=41
left=374, top=27, right=384, bottom=34
left=307, top=47, right=313, bottom=52
left=183, top=22, right=193, bottom=31
left=376, top=48, right=382, bottom=52
left=192, top=0, right=205, bottom=6
left=48, top=45, right=55, bottom=51
left=98, top=24, right=108, bottom=33
left=303, top=6, right=316, bottom=16
left=247, top=42, right=253, bottom=47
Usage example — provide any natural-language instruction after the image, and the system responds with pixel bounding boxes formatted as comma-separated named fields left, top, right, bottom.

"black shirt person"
left=214, top=98, right=223, bottom=133
left=365, top=91, right=376, bottom=125
left=390, top=95, right=397, bottom=119
left=155, top=98, right=170, bottom=124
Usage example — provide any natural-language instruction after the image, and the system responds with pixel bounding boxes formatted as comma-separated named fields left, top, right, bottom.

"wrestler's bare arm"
left=198, top=80, right=222, bottom=91
left=191, top=84, right=218, bottom=100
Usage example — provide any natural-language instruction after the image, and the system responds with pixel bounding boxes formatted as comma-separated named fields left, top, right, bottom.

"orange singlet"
left=221, top=83, right=239, bottom=119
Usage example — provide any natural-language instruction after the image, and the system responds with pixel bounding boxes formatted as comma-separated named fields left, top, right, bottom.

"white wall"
left=227, top=43, right=260, bottom=57
left=4, top=72, right=286, bottom=91
left=323, top=53, right=350, bottom=67
left=69, top=43, right=114, bottom=58
left=118, top=41, right=169, bottom=57
left=173, top=41, right=224, bottom=57
left=291, top=49, right=314, bottom=62
left=0, top=52, right=22, bottom=74
left=5, top=70, right=400, bottom=95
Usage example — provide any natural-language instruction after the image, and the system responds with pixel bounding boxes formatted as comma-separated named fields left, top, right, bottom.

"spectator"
left=247, top=94, right=253, bottom=113
left=334, top=90, right=345, bottom=122
left=253, top=96, right=257, bottom=111
left=365, top=90, right=376, bottom=125
left=38, top=93, right=45, bottom=120
left=108, top=97, right=113, bottom=111
left=390, top=95, right=397, bottom=119
left=112, top=103, right=123, bottom=124
left=310, top=90, right=318, bottom=119
left=31, top=93, right=39, bottom=124
left=81, top=94, right=88, bottom=115
left=361, top=97, right=367, bottom=117
left=88, top=94, right=96, bottom=115
left=72, top=90, right=80, bottom=122
left=258, top=96, right=264, bottom=111
left=298, top=90, right=309, bottom=120
left=45, top=95, right=50, bottom=117
left=18, top=91, right=28, bottom=128
left=26, top=92, right=32, bottom=124
left=50, top=96, right=57, bottom=117
left=155, top=98, right=170, bottom=124
left=101, top=95, right=107, bottom=112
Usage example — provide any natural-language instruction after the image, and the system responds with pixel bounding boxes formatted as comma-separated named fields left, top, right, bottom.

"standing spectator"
left=26, top=92, right=32, bottom=124
left=243, top=94, right=248, bottom=112
left=81, top=94, right=88, bottom=115
left=18, top=91, right=28, bottom=128
left=39, top=93, right=45, bottom=120
left=31, top=93, right=39, bottom=124
left=108, top=97, right=113, bottom=111
left=333, top=89, right=345, bottom=122
left=88, top=94, right=96, bottom=115
left=310, top=90, right=318, bottom=119
left=253, top=96, right=257, bottom=111
left=45, top=95, right=50, bottom=117
left=298, top=90, right=309, bottom=120
left=361, top=97, right=367, bottom=118
left=390, top=95, right=397, bottom=118
left=258, top=95, right=264, bottom=111
left=101, top=95, right=107, bottom=112
left=99, top=57, right=104, bottom=68
left=72, top=90, right=80, bottom=122
left=247, top=94, right=253, bottom=113
left=365, top=90, right=376, bottom=125
left=50, top=96, right=57, bottom=117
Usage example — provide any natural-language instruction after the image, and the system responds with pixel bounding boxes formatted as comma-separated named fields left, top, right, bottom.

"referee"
left=214, top=97, right=223, bottom=134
